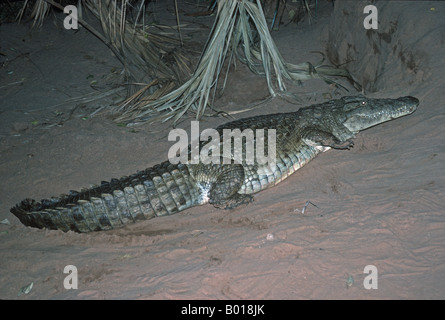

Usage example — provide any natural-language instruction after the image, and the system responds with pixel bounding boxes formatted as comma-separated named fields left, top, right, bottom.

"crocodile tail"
left=10, top=162, right=200, bottom=233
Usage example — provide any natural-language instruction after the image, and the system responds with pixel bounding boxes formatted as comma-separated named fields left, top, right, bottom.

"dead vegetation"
left=13, top=0, right=356, bottom=126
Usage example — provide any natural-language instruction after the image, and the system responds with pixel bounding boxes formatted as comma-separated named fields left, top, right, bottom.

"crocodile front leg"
left=302, top=128, right=355, bottom=150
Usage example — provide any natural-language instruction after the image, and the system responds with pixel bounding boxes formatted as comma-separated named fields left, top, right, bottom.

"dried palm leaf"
left=117, top=0, right=356, bottom=127
left=17, top=0, right=51, bottom=28
left=82, top=0, right=189, bottom=84
left=19, top=0, right=190, bottom=101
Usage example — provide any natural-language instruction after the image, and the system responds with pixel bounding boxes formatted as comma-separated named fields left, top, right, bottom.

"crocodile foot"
left=330, top=139, right=355, bottom=150
left=210, top=194, right=254, bottom=210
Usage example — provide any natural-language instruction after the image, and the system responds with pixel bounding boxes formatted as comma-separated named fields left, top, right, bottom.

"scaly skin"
left=10, top=95, right=419, bottom=232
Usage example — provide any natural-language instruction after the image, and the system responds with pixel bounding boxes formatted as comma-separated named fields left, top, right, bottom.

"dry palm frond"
left=116, top=0, right=356, bottom=127
left=19, top=0, right=190, bottom=104
left=17, top=0, right=51, bottom=28
left=15, top=0, right=355, bottom=127
left=81, top=0, right=190, bottom=86
left=115, top=0, right=240, bottom=126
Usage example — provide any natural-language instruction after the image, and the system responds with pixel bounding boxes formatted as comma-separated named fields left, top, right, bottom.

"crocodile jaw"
left=342, top=96, right=419, bottom=133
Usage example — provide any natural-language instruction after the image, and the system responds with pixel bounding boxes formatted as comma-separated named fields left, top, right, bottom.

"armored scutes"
left=11, top=95, right=419, bottom=232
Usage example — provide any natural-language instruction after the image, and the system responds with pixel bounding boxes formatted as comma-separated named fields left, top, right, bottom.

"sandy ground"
left=0, top=1, right=444, bottom=300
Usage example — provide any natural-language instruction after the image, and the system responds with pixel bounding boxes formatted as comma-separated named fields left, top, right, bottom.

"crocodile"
left=10, top=95, right=419, bottom=233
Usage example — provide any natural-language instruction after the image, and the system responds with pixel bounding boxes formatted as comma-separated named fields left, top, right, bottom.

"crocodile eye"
left=361, top=101, right=367, bottom=106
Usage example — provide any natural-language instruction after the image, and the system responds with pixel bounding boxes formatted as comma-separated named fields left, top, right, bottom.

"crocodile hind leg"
left=192, top=162, right=253, bottom=209
left=212, top=193, right=254, bottom=210
left=209, top=164, right=253, bottom=209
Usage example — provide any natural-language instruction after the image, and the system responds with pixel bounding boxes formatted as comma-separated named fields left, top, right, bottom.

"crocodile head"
left=339, top=96, right=419, bottom=134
